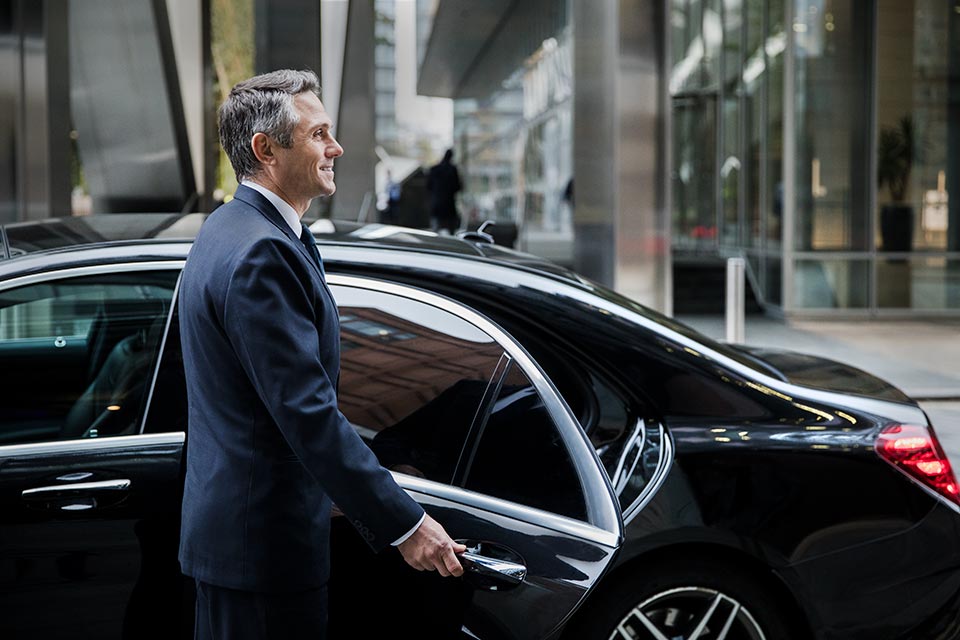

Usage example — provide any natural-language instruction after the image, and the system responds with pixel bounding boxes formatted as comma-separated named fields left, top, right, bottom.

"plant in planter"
left=877, top=115, right=915, bottom=252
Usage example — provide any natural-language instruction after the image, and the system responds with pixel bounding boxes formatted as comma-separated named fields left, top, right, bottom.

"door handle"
left=455, top=540, right=527, bottom=589
left=459, top=551, right=527, bottom=585
left=22, top=478, right=131, bottom=511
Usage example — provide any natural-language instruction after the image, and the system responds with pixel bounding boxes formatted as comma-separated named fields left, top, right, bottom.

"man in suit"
left=178, top=69, right=464, bottom=639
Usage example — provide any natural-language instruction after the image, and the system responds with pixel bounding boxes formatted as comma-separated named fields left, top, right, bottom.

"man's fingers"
left=396, top=514, right=466, bottom=577
left=442, top=549, right=464, bottom=577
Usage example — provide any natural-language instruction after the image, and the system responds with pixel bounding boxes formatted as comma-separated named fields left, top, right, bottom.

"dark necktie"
left=299, top=223, right=325, bottom=277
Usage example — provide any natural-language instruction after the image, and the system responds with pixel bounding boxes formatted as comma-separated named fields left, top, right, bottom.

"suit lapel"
left=233, top=184, right=325, bottom=281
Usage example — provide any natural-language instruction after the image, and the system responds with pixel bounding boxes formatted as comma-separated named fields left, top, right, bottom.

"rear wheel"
left=567, top=557, right=805, bottom=640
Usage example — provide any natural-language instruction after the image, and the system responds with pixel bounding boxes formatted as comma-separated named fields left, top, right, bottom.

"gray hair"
left=218, top=69, right=321, bottom=181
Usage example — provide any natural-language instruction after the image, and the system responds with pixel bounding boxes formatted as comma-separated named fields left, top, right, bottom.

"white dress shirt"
left=241, top=180, right=302, bottom=236
left=238, top=180, right=426, bottom=545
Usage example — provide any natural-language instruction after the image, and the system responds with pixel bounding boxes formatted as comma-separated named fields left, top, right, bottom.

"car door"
left=0, top=264, right=188, bottom=640
left=326, top=276, right=623, bottom=640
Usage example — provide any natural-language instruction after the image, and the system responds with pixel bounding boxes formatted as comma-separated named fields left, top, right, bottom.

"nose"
left=328, top=135, right=344, bottom=158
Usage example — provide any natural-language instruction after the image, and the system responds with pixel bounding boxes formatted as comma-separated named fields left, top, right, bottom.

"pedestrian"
left=382, top=169, right=401, bottom=225
left=426, top=148, right=462, bottom=233
left=177, top=69, right=464, bottom=640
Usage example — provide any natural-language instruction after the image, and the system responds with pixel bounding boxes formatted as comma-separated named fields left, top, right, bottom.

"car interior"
left=0, top=282, right=173, bottom=445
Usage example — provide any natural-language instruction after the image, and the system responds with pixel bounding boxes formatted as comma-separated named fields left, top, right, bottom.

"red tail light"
left=875, top=424, right=960, bottom=506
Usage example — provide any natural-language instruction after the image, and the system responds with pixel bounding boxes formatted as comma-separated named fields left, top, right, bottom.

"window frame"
left=329, top=274, right=622, bottom=536
left=0, top=261, right=184, bottom=443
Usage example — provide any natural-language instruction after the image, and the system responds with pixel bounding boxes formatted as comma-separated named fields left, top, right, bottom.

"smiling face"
left=272, top=92, right=344, bottom=202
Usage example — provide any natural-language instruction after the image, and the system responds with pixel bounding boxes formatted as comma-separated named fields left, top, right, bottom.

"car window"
left=331, top=285, right=505, bottom=485
left=142, top=305, right=187, bottom=435
left=0, top=271, right=177, bottom=445
left=461, top=361, right=588, bottom=521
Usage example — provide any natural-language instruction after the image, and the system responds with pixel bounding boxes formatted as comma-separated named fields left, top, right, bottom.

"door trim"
left=0, top=432, right=185, bottom=459
left=394, top=471, right=620, bottom=549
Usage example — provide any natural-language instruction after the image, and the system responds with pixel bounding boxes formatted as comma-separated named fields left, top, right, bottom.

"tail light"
left=875, top=424, right=960, bottom=507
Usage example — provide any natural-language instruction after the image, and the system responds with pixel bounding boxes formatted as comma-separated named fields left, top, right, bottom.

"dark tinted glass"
left=142, top=307, right=187, bottom=435
left=462, top=362, right=587, bottom=521
left=332, top=286, right=503, bottom=484
left=0, top=271, right=177, bottom=444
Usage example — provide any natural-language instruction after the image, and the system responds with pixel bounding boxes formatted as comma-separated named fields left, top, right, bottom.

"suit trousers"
left=194, top=579, right=328, bottom=640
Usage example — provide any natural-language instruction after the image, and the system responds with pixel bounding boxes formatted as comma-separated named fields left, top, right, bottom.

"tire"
left=564, top=556, right=806, bottom=640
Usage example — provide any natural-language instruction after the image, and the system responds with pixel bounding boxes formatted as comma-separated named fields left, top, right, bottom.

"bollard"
left=726, top=257, right=746, bottom=344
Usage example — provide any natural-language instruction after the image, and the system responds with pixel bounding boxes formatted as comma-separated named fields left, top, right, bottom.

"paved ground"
left=678, top=315, right=960, bottom=465
left=920, top=401, right=960, bottom=466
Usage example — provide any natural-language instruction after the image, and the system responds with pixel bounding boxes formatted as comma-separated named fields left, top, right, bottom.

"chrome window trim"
left=622, top=423, right=674, bottom=525
left=0, top=261, right=185, bottom=292
left=329, top=274, right=622, bottom=539
left=394, top=472, right=620, bottom=549
left=0, top=432, right=185, bottom=458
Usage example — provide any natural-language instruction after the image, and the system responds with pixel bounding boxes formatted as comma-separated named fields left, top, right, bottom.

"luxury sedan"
left=1, top=214, right=959, bottom=640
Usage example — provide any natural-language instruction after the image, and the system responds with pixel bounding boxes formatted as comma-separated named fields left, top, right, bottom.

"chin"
left=315, top=183, right=336, bottom=197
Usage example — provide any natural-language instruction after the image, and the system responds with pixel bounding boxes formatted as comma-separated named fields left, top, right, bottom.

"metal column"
left=0, top=0, right=72, bottom=223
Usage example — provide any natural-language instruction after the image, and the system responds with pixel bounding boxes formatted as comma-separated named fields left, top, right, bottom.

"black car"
left=1, top=214, right=959, bottom=640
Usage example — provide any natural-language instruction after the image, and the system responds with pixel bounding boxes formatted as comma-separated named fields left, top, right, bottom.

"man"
left=178, top=69, right=464, bottom=639
left=426, top=148, right=463, bottom=233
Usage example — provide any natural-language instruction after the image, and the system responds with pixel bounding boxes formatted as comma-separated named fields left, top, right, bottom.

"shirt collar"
left=240, top=180, right=303, bottom=237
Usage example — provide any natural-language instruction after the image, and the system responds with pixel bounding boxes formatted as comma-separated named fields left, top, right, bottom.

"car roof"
left=0, top=213, right=586, bottom=283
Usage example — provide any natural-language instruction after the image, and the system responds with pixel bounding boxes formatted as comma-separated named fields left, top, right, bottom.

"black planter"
left=880, top=204, right=913, bottom=252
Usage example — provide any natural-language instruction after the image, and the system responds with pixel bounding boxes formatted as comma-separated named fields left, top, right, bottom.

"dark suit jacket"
left=178, top=184, right=424, bottom=592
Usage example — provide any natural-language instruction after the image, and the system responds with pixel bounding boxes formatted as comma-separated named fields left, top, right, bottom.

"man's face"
left=273, top=92, right=343, bottom=199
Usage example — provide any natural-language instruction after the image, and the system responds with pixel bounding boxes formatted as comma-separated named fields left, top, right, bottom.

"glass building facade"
left=672, top=0, right=960, bottom=314
left=442, top=5, right=574, bottom=263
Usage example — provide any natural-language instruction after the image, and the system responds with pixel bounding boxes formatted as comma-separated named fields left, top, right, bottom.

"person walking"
left=426, top=148, right=463, bottom=233
left=177, top=69, right=464, bottom=640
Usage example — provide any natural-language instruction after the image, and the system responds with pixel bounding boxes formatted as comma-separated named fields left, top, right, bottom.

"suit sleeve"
left=222, top=238, right=424, bottom=551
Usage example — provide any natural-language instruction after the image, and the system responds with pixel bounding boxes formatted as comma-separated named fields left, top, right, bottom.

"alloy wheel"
left=608, top=586, right=767, bottom=640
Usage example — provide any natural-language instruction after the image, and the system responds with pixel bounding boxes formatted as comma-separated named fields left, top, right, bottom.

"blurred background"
left=1, top=0, right=958, bottom=318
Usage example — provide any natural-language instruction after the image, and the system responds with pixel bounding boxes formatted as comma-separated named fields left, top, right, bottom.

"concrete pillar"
left=573, top=0, right=671, bottom=313
left=331, top=0, right=376, bottom=221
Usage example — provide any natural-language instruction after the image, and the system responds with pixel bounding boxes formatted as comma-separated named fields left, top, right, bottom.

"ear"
left=250, top=133, right=276, bottom=166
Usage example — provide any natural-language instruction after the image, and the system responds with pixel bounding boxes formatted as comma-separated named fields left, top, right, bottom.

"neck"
left=247, top=176, right=309, bottom=217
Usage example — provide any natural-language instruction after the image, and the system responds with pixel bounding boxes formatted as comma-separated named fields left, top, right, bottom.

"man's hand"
left=397, top=514, right=466, bottom=577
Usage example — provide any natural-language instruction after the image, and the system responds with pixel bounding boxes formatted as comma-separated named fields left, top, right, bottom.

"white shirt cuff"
left=391, top=513, right=426, bottom=546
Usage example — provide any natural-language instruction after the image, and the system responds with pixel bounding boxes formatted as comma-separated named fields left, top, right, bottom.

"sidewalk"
left=677, top=315, right=960, bottom=400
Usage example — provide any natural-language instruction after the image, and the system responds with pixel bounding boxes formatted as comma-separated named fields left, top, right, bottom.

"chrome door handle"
left=22, top=478, right=131, bottom=500
left=459, top=551, right=527, bottom=585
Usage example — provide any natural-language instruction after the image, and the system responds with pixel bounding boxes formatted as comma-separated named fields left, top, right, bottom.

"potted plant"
left=877, top=115, right=915, bottom=252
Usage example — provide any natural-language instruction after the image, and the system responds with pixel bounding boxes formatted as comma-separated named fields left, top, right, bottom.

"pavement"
left=677, top=315, right=960, bottom=464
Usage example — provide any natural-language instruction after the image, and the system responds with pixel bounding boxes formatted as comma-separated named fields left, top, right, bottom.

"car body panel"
left=0, top=222, right=958, bottom=639
left=0, top=434, right=186, bottom=638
